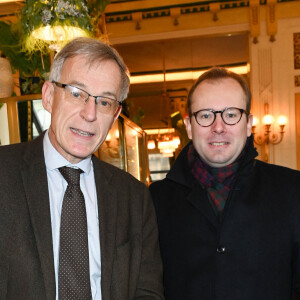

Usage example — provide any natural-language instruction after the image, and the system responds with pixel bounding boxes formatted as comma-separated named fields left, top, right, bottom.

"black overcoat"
left=150, top=139, right=300, bottom=300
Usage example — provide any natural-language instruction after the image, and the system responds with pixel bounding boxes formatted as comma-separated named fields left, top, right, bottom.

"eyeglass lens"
left=195, top=107, right=243, bottom=127
left=65, top=85, right=120, bottom=115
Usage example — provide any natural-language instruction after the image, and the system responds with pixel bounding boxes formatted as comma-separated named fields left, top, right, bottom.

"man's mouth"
left=71, top=128, right=94, bottom=137
left=210, top=142, right=229, bottom=146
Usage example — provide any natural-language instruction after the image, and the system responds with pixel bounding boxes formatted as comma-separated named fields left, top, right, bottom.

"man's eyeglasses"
left=192, top=107, right=249, bottom=127
left=52, top=81, right=122, bottom=115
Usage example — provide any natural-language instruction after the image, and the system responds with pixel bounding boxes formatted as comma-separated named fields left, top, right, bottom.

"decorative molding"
left=258, top=48, right=273, bottom=110
left=294, top=32, right=300, bottom=70
left=209, top=2, right=221, bottom=21
left=170, top=7, right=181, bottom=25
left=266, top=0, right=277, bottom=42
left=105, top=0, right=249, bottom=23
left=295, top=75, right=300, bottom=87
left=249, top=0, right=260, bottom=43
left=105, top=0, right=296, bottom=24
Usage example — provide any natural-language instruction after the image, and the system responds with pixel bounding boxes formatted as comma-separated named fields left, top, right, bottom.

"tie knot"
left=59, top=167, right=83, bottom=186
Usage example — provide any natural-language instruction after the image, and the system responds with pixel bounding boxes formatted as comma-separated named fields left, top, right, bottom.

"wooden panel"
left=0, top=94, right=42, bottom=144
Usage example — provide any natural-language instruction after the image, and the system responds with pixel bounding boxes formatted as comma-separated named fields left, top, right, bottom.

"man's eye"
left=200, top=113, right=212, bottom=119
left=226, top=113, right=237, bottom=118
left=69, top=87, right=84, bottom=99
left=71, top=90, right=81, bottom=98
left=98, top=99, right=112, bottom=107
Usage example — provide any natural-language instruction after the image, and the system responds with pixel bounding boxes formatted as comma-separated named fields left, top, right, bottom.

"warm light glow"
left=106, top=133, right=111, bottom=142
left=31, top=25, right=90, bottom=42
left=162, top=152, right=174, bottom=157
left=115, top=130, right=119, bottom=139
left=157, top=138, right=179, bottom=156
left=158, top=140, right=173, bottom=150
left=145, top=128, right=175, bottom=135
left=146, top=177, right=150, bottom=184
left=278, top=115, right=287, bottom=126
left=262, top=114, right=274, bottom=125
left=173, top=136, right=180, bottom=148
left=130, top=65, right=248, bottom=84
left=252, top=116, right=259, bottom=127
left=0, top=0, right=23, bottom=2
left=147, top=140, right=156, bottom=150
left=252, top=112, right=287, bottom=156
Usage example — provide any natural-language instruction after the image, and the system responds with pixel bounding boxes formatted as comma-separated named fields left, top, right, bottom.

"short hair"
left=187, top=67, right=251, bottom=116
left=49, top=37, right=130, bottom=101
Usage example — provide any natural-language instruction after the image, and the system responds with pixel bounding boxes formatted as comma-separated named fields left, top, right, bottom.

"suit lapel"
left=93, top=157, right=118, bottom=300
left=21, top=135, right=56, bottom=300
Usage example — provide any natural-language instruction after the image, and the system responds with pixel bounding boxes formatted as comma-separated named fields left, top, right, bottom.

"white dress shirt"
left=43, top=131, right=101, bottom=299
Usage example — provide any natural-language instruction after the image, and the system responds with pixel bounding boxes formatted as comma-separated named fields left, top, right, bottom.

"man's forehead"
left=192, top=78, right=246, bottom=103
left=196, top=77, right=241, bottom=89
left=62, top=55, right=112, bottom=70
left=60, top=56, right=121, bottom=82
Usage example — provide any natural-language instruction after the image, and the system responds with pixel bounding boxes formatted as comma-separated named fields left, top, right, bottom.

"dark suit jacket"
left=150, top=140, right=300, bottom=300
left=0, top=134, right=164, bottom=299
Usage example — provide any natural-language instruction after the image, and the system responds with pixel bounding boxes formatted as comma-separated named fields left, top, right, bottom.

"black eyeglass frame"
left=52, top=81, right=122, bottom=107
left=192, top=107, right=249, bottom=127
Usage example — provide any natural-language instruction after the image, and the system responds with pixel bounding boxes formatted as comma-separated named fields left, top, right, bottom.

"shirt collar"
left=43, top=130, right=92, bottom=174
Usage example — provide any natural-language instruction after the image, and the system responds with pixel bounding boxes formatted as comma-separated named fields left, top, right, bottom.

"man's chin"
left=206, top=155, right=234, bottom=168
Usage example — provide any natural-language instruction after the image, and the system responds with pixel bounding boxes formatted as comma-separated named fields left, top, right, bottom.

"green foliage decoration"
left=0, top=19, right=50, bottom=94
left=0, top=20, right=50, bottom=78
left=0, top=0, right=110, bottom=94
left=21, top=0, right=93, bottom=54
left=87, top=0, right=110, bottom=36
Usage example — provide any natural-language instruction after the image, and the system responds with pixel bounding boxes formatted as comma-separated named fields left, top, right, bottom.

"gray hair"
left=49, top=37, right=130, bottom=101
left=187, top=67, right=251, bottom=116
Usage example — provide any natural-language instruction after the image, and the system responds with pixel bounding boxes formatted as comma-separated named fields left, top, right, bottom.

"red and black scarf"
left=188, top=141, right=249, bottom=220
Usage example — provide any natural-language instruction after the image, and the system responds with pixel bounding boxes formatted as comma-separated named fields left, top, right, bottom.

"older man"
left=150, top=67, right=300, bottom=299
left=0, top=37, right=164, bottom=300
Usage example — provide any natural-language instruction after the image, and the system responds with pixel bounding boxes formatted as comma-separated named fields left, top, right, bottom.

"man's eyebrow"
left=67, top=80, right=86, bottom=89
left=100, top=91, right=118, bottom=100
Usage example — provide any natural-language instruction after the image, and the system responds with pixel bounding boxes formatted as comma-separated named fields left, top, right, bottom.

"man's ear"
left=184, top=116, right=193, bottom=140
left=42, top=81, right=54, bottom=113
left=112, top=104, right=122, bottom=123
left=247, top=113, right=253, bottom=137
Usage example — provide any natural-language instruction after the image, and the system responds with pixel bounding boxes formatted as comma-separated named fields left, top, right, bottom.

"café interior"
left=0, top=0, right=300, bottom=185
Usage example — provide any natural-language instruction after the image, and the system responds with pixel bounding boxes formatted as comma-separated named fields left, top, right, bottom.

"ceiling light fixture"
left=21, top=0, right=92, bottom=53
left=130, top=65, right=249, bottom=84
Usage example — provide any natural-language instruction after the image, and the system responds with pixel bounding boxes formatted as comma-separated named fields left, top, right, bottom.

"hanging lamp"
left=21, top=0, right=93, bottom=53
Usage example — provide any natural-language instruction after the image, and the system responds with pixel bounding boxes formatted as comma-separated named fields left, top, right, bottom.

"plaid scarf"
left=188, top=143, right=244, bottom=220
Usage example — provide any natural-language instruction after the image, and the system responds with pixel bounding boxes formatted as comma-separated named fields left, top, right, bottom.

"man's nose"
left=211, top=113, right=226, bottom=133
left=80, top=96, right=97, bottom=122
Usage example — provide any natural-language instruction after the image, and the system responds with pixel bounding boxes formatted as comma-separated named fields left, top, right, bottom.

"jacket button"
left=217, top=246, right=226, bottom=254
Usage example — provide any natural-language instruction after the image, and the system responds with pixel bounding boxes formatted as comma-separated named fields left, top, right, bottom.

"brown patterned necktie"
left=58, top=167, right=92, bottom=299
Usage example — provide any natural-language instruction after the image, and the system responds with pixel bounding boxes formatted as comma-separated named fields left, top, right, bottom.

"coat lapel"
left=93, top=157, right=118, bottom=300
left=21, top=136, right=56, bottom=300
left=167, top=144, right=219, bottom=230
left=186, top=183, right=219, bottom=230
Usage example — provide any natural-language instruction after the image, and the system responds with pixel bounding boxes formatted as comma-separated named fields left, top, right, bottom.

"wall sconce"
left=251, top=105, right=287, bottom=162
